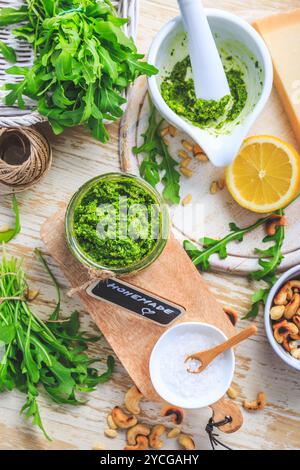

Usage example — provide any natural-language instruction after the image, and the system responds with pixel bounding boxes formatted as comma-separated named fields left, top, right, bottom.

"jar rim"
left=65, top=172, right=169, bottom=274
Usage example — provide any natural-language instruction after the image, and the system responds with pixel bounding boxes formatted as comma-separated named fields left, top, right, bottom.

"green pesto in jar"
left=161, top=56, right=248, bottom=130
left=73, top=177, right=161, bottom=269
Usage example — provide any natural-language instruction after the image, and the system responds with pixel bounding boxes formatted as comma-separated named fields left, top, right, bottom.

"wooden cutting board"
left=41, top=209, right=236, bottom=402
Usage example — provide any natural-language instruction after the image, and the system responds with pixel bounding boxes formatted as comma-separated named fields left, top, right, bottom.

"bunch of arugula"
left=0, top=249, right=114, bottom=439
left=0, top=0, right=157, bottom=142
left=133, top=102, right=180, bottom=205
left=184, top=209, right=286, bottom=319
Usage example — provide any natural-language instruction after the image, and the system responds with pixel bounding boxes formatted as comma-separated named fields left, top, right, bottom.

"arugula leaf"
left=244, top=285, right=272, bottom=320
left=34, top=248, right=61, bottom=321
left=0, top=6, right=28, bottom=27
left=0, top=195, right=21, bottom=243
left=133, top=101, right=180, bottom=204
left=250, top=210, right=285, bottom=282
left=0, top=324, right=16, bottom=344
left=184, top=217, right=270, bottom=271
left=157, top=137, right=180, bottom=205
left=243, top=209, right=285, bottom=319
left=0, top=40, right=16, bottom=63
left=133, top=103, right=161, bottom=188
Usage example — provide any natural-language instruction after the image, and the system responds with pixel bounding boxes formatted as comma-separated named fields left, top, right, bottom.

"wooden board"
left=41, top=209, right=235, bottom=402
left=120, top=64, right=300, bottom=276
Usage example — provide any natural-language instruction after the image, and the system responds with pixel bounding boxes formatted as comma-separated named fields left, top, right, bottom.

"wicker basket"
left=0, top=0, right=138, bottom=127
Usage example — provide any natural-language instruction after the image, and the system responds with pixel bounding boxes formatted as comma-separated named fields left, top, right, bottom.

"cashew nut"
left=111, top=406, right=137, bottom=429
left=124, top=385, right=143, bottom=415
left=243, top=392, right=266, bottom=411
left=293, top=315, right=300, bottom=330
left=266, top=215, right=287, bottom=237
left=270, top=305, right=285, bottom=321
left=287, top=322, right=299, bottom=336
left=92, top=444, right=106, bottom=450
left=274, top=283, right=293, bottom=305
left=282, top=338, right=291, bottom=352
left=160, top=404, right=184, bottom=425
left=284, top=293, right=300, bottom=319
left=126, top=424, right=151, bottom=445
left=104, top=428, right=118, bottom=438
left=149, top=424, right=166, bottom=449
left=273, top=320, right=298, bottom=344
left=167, top=427, right=181, bottom=439
left=290, top=332, right=300, bottom=340
left=289, top=340, right=300, bottom=350
left=273, top=320, right=289, bottom=344
left=107, top=414, right=117, bottom=430
left=223, top=306, right=239, bottom=326
left=291, top=348, right=300, bottom=360
left=178, top=433, right=195, bottom=450
left=124, top=436, right=149, bottom=451
left=287, top=280, right=300, bottom=290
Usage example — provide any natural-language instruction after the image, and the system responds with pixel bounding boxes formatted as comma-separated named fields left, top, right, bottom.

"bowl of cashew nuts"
left=265, top=265, right=300, bottom=371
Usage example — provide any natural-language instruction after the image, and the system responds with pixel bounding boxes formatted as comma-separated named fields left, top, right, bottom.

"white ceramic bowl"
left=264, top=266, right=300, bottom=372
left=147, top=9, right=273, bottom=167
left=149, top=322, right=235, bottom=409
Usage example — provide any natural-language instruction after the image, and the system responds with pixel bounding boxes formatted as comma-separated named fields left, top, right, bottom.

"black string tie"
left=205, top=416, right=233, bottom=450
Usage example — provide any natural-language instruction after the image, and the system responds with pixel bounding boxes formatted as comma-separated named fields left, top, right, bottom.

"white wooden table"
left=0, top=0, right=300, bottom=451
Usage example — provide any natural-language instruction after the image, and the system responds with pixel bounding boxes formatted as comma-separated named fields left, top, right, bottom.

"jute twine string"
left=0, top=127, right=52, bottom=192
left=67, top=268, right=117, bottom=297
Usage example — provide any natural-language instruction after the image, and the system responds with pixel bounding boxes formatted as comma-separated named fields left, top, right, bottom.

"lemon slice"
left=226, top=136, right=300, bottom=213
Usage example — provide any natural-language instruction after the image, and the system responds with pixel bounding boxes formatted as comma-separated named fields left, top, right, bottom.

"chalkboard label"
left=86, top=278, right=185, bottom=326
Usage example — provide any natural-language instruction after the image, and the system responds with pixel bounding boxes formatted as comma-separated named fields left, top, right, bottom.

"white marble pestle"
left=177, top=0, right=230, bottom=100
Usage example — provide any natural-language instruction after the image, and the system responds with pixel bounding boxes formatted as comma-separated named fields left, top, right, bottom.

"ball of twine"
left=0, top=127, right=52, bottom=194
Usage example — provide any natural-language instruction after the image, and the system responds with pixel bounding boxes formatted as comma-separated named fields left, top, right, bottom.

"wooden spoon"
left=185, top=325, right=257, bottom=374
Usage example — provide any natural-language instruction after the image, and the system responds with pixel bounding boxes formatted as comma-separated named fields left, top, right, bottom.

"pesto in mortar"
left=73, top=177, right=161, bottom=269
left=161, top=56, right=248, bottom=129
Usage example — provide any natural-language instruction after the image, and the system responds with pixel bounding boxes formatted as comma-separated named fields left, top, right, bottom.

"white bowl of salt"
left=149, top=322, right=235, bottom=409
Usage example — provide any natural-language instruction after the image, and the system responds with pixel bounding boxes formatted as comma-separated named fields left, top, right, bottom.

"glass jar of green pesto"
left=65, top=173, right=169, bottom=275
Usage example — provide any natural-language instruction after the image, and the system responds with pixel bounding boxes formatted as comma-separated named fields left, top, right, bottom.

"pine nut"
left=168, top=125, right=177, bottom=137
left=217, top=178, right=226, bottom=190
left=210, top=181, right=218, bottom=194
left=193, top=144, right=204, bottom=155
left=163, top=138, right=169, bottom=146
left=160, top=127, right=169, bottom=138
left=227, top=386, right=238, bottom=400
left=181, top=140, right=193, bottom=152
left=195, top=153, right=208, bottom=162
left=178, top=150, right=189, bottom=159
left=26, top=289, right=40, bottom=302
left=182, top=194, right=192, bottom=206
left=180, top=158, right=192, bottom=168
left=180, top=167, right=193, bottom=178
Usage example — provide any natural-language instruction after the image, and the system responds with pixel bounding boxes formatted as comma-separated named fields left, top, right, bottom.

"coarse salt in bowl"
left=149, top=322, right=235, bottom=409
